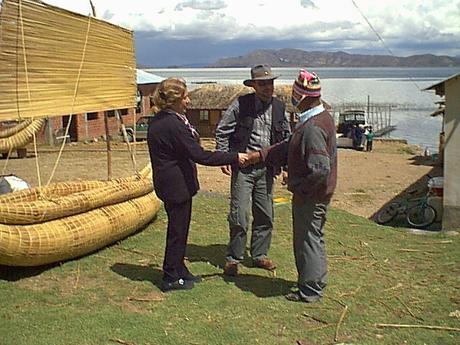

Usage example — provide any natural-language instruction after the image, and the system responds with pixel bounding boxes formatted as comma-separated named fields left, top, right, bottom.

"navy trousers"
left=163, top=199, right=193, bottom=283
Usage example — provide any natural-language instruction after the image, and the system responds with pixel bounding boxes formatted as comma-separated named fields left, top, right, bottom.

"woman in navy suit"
left=147, top=77, right=247, bottom=291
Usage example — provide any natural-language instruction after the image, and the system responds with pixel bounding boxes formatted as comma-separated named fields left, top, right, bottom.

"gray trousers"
left=292, top=197, right=329, bottom=302
left=226, top=166, right=274, bottom=263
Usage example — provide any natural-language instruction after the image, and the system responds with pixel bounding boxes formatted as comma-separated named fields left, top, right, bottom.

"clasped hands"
left=238, top=151, right=262, bottom=167
left=221, top=151, right=261, bottom=176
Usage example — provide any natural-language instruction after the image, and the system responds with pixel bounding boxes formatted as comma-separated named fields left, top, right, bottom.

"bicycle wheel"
left=406, top=204, right=437, bottom=228
left=376, top=202, right=400, bottom=224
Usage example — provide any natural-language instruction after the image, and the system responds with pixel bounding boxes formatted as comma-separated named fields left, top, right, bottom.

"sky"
left=5, top=0, right=460, bottom=67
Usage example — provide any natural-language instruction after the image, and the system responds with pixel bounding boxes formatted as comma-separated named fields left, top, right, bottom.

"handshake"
left=220, top=152, right=261, bottom=176
left=237, top=151, right=261, bottom=167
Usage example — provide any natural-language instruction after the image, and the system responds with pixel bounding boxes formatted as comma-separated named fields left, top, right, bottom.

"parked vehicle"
left=336, top=109, right=367, bottom=150
left=124, top=115, right=153, bottom=142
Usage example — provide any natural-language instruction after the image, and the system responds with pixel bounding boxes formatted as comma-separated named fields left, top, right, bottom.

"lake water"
left=146, top=67, right=460, bottom=153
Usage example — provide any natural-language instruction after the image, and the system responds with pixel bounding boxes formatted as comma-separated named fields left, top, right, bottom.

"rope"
left=1, top=146, right=14, bottom=175
left=18, top=0, right=43, bottom=188
left=18, top=0, right=30, bottom=120
left=46, top=14, right=93, bottom=186
left=117, top=111, right=139, bottom=177
left=350, top=0, right=421, bottom=90
left=32, top=129, right=42, bottom=187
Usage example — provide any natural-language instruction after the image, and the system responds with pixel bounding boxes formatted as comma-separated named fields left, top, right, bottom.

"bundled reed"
left=0, top=165, right=161, bottom=266
left=0, top=192, right=160, bottom=266
left=0, top=178, right=153, bottom=224
left=0, top=118, right=45, bottom=152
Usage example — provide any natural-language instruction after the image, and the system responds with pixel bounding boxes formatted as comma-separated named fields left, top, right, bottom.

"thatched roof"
left=188, top=84, right=252, bottom=110
left=188, top=84, right=330, bottom=113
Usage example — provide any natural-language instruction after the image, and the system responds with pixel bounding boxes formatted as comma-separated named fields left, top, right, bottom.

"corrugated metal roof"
left=423, top=73, right=460, bottom=96
left=136, top=69, right=165, bottom=85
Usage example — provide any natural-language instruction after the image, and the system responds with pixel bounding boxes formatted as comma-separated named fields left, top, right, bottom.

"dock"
left=333, top=97, right=396, bottom=138
left=374, top=125, right=396, bottom=137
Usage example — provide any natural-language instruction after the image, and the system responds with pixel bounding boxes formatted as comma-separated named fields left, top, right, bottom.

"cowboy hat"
left=243, top=64, right=279, bottom=86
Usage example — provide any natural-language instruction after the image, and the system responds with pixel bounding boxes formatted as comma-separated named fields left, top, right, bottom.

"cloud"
left=300, top=0, right=317, bottom=9
left=175, top=0, right=227, bottom=11
left=16, top=0, right=460, bottom=65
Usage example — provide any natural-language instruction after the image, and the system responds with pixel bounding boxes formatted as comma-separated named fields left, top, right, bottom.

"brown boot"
left=223, top=262, right=238, bottom=276
left=253, top=258, right=277, bottom=271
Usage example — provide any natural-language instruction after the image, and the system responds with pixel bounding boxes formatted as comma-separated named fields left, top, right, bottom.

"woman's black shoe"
left=162, top=278, right=194, bottom=292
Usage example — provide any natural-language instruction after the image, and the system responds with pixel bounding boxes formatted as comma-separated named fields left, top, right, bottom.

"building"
left=40, top=69, right=164, bottom=144
left=424, top=73, right=460, bottom=230
left=187, top=84, right=307, bottom=137
left=187, top=84, right=251, bottom=137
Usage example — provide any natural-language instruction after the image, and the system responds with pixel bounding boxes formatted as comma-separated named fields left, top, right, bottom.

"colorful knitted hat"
left=291, top=69, right=321, bottom=106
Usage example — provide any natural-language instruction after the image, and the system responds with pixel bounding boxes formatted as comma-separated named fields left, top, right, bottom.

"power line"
left=350, top=0, right=422, bottom=90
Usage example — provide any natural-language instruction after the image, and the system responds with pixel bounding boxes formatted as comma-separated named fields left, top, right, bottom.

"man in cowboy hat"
left=215, top=64, right=291, bottom=276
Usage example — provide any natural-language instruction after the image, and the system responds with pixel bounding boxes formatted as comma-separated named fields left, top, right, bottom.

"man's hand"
left=281, top=170, right=288, bottom=185
left=244, top=151, right=262, bottom=167
left=237, top=153, right=249, bottom=167
left=221, top=165, right=232, bottom=176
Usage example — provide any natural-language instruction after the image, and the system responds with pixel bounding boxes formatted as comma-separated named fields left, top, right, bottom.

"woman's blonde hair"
left=150, top=77, right=187, bottom=114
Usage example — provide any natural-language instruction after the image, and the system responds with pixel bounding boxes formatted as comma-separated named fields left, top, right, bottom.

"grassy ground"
left=1, top=192, right=459, bottom=345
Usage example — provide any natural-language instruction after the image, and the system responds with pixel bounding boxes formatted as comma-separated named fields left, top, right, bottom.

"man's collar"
left=297, top=104, right=324, bottom=126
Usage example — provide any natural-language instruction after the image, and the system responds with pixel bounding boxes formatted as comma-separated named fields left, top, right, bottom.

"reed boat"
left=0, top=0, right=161, bottom=266
left=0, top=118, right=46, bottom=156
left=0, top=166, right=161, bottom=266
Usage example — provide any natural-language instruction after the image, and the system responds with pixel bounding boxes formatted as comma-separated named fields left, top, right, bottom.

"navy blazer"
left=147, top=110, right=238, bottom=204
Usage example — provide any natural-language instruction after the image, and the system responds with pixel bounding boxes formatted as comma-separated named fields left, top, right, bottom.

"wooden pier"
left=333, top=96, right=396, bottom=137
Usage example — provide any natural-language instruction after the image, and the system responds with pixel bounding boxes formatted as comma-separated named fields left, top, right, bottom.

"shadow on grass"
left=0, top=263, right=58, bottom=281
left=186, top=243, right=256, bottom=269
left=223, top=273, right=293, bottom=298
left=186, top=243, right=294, bottom=297
left=111, top=263, right=163, bottom=290
left=111, top=245, right=294, bottom=297
left=186, top=243, right=227, bottom=269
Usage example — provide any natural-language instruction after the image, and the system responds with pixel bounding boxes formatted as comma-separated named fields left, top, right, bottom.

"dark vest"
left=229, top=93, right=290, bottom=152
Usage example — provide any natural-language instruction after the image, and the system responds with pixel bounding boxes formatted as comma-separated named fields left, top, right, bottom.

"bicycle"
left=376, top=190, right=437, bottom=228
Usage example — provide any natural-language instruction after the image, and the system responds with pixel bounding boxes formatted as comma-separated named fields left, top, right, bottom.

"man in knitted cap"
left=245, top=69, right=337, bottom=303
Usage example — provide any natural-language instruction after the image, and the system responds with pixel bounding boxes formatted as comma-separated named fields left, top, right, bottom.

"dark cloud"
left=101, top=9, right=115, bottom=21
left=301, top=0, right=317, bottom=9
left=134, top=29, right=459, bottom=67
left=175, top=0, right=227, bottom=11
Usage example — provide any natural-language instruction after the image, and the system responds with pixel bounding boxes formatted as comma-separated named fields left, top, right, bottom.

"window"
left=199, top=110, right=209, bottom=121
left=105, top=110, right=115, bottom=117
left=120, top=108, right=129, bottom=116
left=87, top=112, right=98, bottom=120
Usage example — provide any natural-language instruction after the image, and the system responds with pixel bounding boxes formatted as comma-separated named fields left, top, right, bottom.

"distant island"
left=206, top=49, right=460, bottom=68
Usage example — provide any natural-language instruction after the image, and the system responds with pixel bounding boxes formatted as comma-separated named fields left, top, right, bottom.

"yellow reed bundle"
left=0, top=118, right=45, bottom=152
left=0, top=0, right=136, bottom=120
left=0, top=192, right=161, bottom=266
left=0, top=163, right=161, bottom=266
left=0, top=178, right=153, bottom=224
left=0, top=119, right=32, bottom=138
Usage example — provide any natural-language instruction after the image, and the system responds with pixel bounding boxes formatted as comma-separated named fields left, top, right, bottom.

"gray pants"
left=292, top=197, right=329, bottom=302
left=226, top=166, right=274, bottom=263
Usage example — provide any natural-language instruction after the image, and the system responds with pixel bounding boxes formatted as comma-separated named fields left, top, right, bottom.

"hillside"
left=208, top=48, right=460, bottom=68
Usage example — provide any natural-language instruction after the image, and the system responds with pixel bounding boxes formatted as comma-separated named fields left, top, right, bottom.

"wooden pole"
left=88, top=1, right=112, bottom=180
left=116, top=110, right=138, bottom=175
left=367, top=95, right=370, bottom=124
left=103, top=112, right=112, bottom=180
left=388, top=104, right=392, bottom=128
left=376, top=323, right=460, bottom=332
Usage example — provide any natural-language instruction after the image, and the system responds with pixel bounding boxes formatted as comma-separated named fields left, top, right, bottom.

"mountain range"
left=206, top=49, right=460, bottom=68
